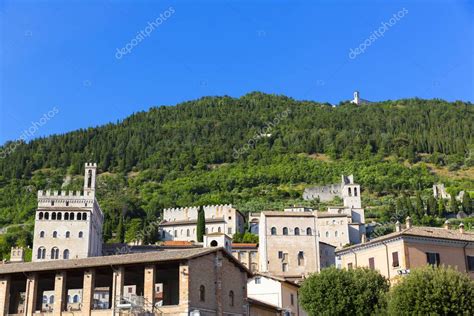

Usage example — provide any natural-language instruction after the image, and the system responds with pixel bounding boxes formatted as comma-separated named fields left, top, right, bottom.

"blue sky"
left=1, top=0, right=473, bottom=144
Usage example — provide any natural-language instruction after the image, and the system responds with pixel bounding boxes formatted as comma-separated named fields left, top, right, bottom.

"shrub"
left=299, top=267, right=389, bottom=315
left=388, top=265, right=474, bottom=315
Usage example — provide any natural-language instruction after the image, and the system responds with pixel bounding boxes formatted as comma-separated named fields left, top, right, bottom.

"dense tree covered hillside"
left=0, top=92, right=473, bottom=258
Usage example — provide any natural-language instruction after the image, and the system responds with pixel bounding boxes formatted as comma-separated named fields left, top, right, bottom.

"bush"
left=299, top=267, right=389, bottom=315
left=388, top=265, right=474, bottom=315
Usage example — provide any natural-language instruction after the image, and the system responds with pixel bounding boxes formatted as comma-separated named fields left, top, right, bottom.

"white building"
left=350, top=91, right=372, bottom=105
left=159, top=204, right=245, bottom=242
left=32, top=163, right=104, bottom=261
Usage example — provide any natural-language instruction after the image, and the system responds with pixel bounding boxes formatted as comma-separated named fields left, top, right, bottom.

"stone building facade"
left=32, top=163, right=104, bottom=262
left=0, top=248, right=250, bottom=316
left=159, top=205, right=245, bottom=242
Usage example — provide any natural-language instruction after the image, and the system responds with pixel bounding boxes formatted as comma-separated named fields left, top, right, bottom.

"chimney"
left=361, top=233, right=367, bottom=243
left=395, top=221, right=401, bottom=232
left=459, top=223, right=465, bottom=234
left=444, top=220, right=450, bottom=230
left=406, top=216, right=412, bottom=229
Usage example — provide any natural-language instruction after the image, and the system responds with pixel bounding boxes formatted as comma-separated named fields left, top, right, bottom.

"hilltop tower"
left=32, top=163, right=104, bottom=262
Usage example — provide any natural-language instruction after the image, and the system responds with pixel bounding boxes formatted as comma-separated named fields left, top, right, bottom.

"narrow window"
left=278, top=251, right=283, bottom=259
left=282, top=263, right=288, bottom=272
left=290, top=293, right=294, bottom=306
left=65, top=231, right=70, bottom=238
left=45, top=212, right=49, bottom=220
left=63, top=249, right=69, bottom=259
left=271, top=227, right=277, bottom=235
left=348, top=187, right=352, bottom=196
left=392, top=252, right=400, bottom=267
left=283, top=227, right=288, bottom=235
left=325, top=231, right=329, bottom=238
left=426, top=252, right=440, bottom=266
left=53, top=231, right=57, bottom=238
left=467, top=256, right=474, bottom=271
left=52, top=212, right=56, bottom=220
left=51, top=201, right=54, bottom=206
left=335, top=231, right=338, bottom=237
left=40, top=231, right=45, bottom=238
left=64, top=213, right=69, bottom=220
left=306, top=227, right=312, bottom=235
left=66, top=201, right=69, bottom=206
left=294, top=227, right=300, bottom=235
left=229, top=291, right=234, bottom=307
left=255, top=277, right=261, bottom=284
left=82, top=212, right=87, bottom=220
left=49, top=295, right=54, bottom=304
left=369, top=257, right=375, bottom=270
left=186, top=229, right=190, bottom=237
left=57, top=212, right=62, bottom=220
left=199, top=285, right=205, bottom=302
left=77, top=213, right=82, bottom=220
left=51, top=247, right=59, bottom=259
left=73, top=295, right=79, bottom=303
left=70, top=212, right=74, bottom=220
left=354, top=187, right=358, bottom=196
left=38, top=212, right=44, bottom=220
left=218, top=227, right=221, bottom=233
left=298, top=251, right=305, bottom=266
left=78, top=231, right=83, bottom=238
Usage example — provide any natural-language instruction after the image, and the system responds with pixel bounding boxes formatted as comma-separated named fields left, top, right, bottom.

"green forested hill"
left=0, top=92, right=473, bottom=257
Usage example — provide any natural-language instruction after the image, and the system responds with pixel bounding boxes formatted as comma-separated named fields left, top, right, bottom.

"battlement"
left=164, top=204, right=234, bottom=213
left=38, top=190, right=84, bottom=198
left=85, top=162, right=97, bottom=167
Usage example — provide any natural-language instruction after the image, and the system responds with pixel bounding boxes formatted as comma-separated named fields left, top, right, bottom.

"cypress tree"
left=450, top=195, right=458, bottom=214
left=437, top=198, right=445, bottom=218
left=196, top=206, right=206, bottom=242
left=415, top=193, right=424, bottom=217
left=116, top=215, right=125, bottom=243
left=462, top=194, right=472, bottom=215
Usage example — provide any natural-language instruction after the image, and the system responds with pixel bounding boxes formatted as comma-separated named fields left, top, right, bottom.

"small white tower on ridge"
left=84, top=162, right=97, bottom=197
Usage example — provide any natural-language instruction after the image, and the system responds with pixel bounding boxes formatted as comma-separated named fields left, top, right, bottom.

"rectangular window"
left=290, top=294, right=294, bottom=305
left=347, top=263, right=353, bottom=269
left=228, top=228, right=232, bottom=234
left=426, top=252, right=440, bottom=266
left=255, top=277, right=261, bottom=284
left=298, top=251, right=305, bottom=266
left=392, top=252, right=400, bottom=267
left=467, top=256, right=474, bottom=271
left=282, top=263, right=288, bottom=272
left=278, top=251, right=283, bottom=259
left=369, top=257, right=375, bottom=270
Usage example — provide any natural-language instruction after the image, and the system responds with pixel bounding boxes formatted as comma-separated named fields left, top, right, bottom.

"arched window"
left=325, top=231, right=329, bottom=238
left=37, top=247, right=46, bottom=259
left=40, top=231, right=45, bottom=238
left=199, top=285, right=205, bottom=302
left=76, top=213, right=82, bottom=220
left=210, top=240, right=218, bottom=247
left=38, top=212, right=44, bottom=220
left=57, top=212, right=62, bottom=220
left=42, top=295, right=48, bottom=303
left=52, top=212, right=56, bottom=220
left=45, top=212, right=49, bottom=220
left=218, top=227, right=221, bottom=233
left=64, top=213, right=69, bottom=220
left=82, top=212, right=87, bottom=220
left=78, top=231, right=83, bottom=238
left=70, top=212, right=75, bottom=220
left=186, top=229, right=190, bottom=237
left=271, top=227, right=277, bottom=235
left=53, top=231, right=58, bottom=238
left=354, top=187, right=358, bottom=196
left=306, top=227, right=312, bottom=235
left=335, top=231, right=338, bottom=237
left=229, top=290, right=234, bottom=307
left=63, top=249, right=69, bottom=259
left=174, top=230, right=177, bottom=237
left=294, top=228, right=300, bottom=235
left=65, top=231, right=70, bottom=238
left=49, top=295, right=54, bottom=304
left=283, top=227, right=288, bottom=235
left=348, top=187, right=352, bottom=196
left=51, top=247, right=59, bottom=259
left=87, top=170, right=92, bottom=188
left=73, top=294, right=79, bottom=303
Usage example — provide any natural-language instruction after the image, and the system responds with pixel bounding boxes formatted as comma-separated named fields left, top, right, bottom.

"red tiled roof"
left=161, top=241, right=194, bottom=246
left=232, top=243, right=258, bottom=248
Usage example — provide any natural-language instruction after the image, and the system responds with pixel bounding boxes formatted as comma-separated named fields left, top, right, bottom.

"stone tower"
left=32, top=163, right=104, bottom=262
left=341, top=175, right=361, bottom=209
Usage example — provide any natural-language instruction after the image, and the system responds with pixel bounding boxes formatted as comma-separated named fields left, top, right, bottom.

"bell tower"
left=84, top=162, right=97, bottom=197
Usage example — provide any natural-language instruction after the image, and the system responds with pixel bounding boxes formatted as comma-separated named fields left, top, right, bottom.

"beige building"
left=247, top=274, right=306, bottom=316
left=258, top=210, right=321, bottom=279
left=33, top=163, right=104, bottom=262
left=0, top=248, right=250, bottom=316
left=232, top=243, right=259, bottom=272
left=336, top=219, right=474, bottom=281
left=159, top=205, right=245, bottom=241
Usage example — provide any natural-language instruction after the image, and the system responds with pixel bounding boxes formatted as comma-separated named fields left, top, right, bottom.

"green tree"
left=462, top=193, right=472, bottom=215
left=414, top=193, right=424, bottom=217
left=116, top=215, right=125, bottom=243
left=450, top=194, right=459, bottom=214
left=196, top=205, right=205, bottom=242
left=125, top=218, right=143, bottom=243
left=388, top=265, right=474, bottom=315
left=437, top=198, right=445, bottom=218
left=426, top=196, right=437, bottom=216
left=299, top=267, right=389, bottom=316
